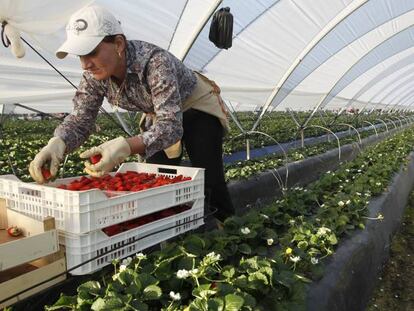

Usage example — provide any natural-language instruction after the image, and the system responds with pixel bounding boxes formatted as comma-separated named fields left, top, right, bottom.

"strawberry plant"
left=46, top=127, right=414, bottom=310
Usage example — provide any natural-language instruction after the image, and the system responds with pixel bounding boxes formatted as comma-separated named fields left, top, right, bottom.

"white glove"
left=29, top=137, right=66, bottom=184
left=80, top=137, right=131, bottom=177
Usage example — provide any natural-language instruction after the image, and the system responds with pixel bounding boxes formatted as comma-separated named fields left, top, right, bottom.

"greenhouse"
left=0, top=0, right=413, bottom=310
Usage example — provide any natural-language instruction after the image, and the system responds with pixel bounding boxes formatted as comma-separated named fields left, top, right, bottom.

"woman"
left=29, top=5, right=234, bottom=221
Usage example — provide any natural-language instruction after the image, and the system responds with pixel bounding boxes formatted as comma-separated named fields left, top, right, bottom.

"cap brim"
left=56, top=35, right=104, bottom=59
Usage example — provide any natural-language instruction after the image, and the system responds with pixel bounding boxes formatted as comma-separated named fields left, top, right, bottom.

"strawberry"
left=42, top=168, right=52, bottom=180
left=90, top=154, right=102, bottom=164
left=7, top=226, right=22, bottom=237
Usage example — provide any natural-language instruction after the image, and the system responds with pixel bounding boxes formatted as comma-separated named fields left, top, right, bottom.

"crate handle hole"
left=158, top=167, right=177, bottom=175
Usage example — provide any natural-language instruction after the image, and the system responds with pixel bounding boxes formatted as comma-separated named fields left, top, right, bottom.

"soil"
left=366, top=193, right=414, bottom=311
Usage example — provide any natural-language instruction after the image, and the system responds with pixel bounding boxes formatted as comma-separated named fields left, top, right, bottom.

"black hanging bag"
left=209, top=7, right=233, bottom=49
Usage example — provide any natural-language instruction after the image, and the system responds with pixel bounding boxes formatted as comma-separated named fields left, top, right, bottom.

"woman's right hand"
left=29, top=137, right=66, bottom=184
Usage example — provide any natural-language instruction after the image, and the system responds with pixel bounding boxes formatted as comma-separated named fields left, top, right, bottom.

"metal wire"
left=1, top=21, right=11, bottom=47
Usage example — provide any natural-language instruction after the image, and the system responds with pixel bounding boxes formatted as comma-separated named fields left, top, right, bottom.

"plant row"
left=46, top=127, right=414, bottom=311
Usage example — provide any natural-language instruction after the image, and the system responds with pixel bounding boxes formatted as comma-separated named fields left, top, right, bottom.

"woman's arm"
left=54, top=72, right=105, bottom=153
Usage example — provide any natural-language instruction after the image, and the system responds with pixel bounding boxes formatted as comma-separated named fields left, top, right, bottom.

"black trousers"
left=146, top=109, right=234, bottom=221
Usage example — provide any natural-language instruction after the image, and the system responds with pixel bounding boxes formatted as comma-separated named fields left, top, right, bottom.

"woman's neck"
left=112, top=51, right=127, bottom=85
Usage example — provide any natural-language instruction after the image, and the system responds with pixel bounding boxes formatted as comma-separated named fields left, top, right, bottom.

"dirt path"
left=366, top=194, right=414, bottom=311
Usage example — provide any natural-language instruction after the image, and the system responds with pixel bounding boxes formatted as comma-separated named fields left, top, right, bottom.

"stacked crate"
left=0, top=206, right=66, bottom=308
left=0, top=163, right=205, bottom=274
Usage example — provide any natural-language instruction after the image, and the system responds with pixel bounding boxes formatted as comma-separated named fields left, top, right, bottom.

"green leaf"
left=77, top=290, right=94, bottom=306
left=274, top=271, right=296, bottom=290
left=328, top=234, right=338, bottom=245
left=222, top=266, right=235, bottom=279
left=189, top=298, right=208, bottom=311
left=224, top=241, right=238, bottom=256
left=45, top=295, right=77, bottom=310
left=234, top=275, right=248, bottom=289
left=261, top=228, right=277, bottom=239
left=337, top=215, right=349, bottom=226
left=138, top=273, right=158, bottom=288
left=125, top=283, right=141, bottom=296
left=239, top=257, right=259, bottom=270
left=183, top=235, right=206, bottom=255
left=248, top=271, right=269, bottom=289
left=256, top=246, right=268, bottom=256
left=223, top=217, right=244, bottom=231
left=130, top=300, right=149, bottom=311
left=207, top=298, right=225, bottom=311
left=119, top=270, right=134, bottom=286
left=238, top=243, right=252, bottom=255
left=77, top=281, right=102, bottom=296
left=110, top=281, right=125, bottom=293
left=224, top=294, right=244, bottom=311
left=217, top=283, right=236, bottom=296
left=142, top=285, right=162, bottom=300
left=238, top=292, right=256, bottom=308
left=297, top=241, right=308, bottom=250
left=192, top=284, right=217, bottom=299
left=295, top=273, right=312, bottom=283
left=91, top=297, right=124, bottom=311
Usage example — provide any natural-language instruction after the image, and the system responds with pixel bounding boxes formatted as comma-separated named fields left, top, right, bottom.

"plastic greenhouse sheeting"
left=1, top=0, right=414, bottom=116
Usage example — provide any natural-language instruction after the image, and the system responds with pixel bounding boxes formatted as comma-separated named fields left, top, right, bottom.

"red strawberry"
left=90, top=154, right=102, bottom=164
left=42, top=168, right=52, bottom=180
left=7, top=226, right=22, bottom=237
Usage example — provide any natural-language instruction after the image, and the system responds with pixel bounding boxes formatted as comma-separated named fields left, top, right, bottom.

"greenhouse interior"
left=0, top=0, right=413, bottom=310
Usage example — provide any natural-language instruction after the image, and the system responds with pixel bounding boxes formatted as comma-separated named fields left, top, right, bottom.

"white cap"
left=56, top=5, right=123, bottom=59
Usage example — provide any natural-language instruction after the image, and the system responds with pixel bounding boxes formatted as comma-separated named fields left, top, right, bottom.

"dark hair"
left=102, top=34, right=126, bottom=43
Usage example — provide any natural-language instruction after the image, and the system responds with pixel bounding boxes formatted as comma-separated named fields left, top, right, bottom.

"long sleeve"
left=54, top=72, right=104, bottom=153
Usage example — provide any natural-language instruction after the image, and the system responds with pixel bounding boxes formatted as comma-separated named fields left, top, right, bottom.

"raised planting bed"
left=228, top=123, right=414, bottom=214
left=37, top=127, right=414, bottom=311
left=306, top=151, right=414, bottom=311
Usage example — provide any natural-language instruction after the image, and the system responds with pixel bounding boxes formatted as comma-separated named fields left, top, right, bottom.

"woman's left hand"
left=80, top=136, right=131, bottom=177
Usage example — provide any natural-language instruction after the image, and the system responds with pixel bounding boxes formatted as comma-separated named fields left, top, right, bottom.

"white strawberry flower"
left=241, top=227, right=251, bottom=235
left=122, top=257, right=132, bottom=266
left=136, top=252, right=146, bottom=259
left=170, top=291, right=181, bottom=301
left=261, top=214, right=269, bottom=219
left=206, top=252, right=221, bottom=261
left=176, top=269, right=190, bottom=279
left=267, top=238, right=274, bottom=246
left=316, top=227, right=331, bottom=237
left=311, top=257, right=319, bottom=265
left=289, top=256, right=301, bottom=263
left=338, top=201, right=345, bottom=207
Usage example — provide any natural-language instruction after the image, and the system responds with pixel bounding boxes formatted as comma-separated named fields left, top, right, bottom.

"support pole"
left=246, top=138, right=250, bottom=160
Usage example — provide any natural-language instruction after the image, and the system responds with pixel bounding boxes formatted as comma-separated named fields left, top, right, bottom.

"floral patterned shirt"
left=54, top=40, right=197, bottom=158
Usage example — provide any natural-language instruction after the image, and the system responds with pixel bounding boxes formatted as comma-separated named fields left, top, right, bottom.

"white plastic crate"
left=0, top=163, right=204, bottom=234
left=63, top=199, right=204, bottom=275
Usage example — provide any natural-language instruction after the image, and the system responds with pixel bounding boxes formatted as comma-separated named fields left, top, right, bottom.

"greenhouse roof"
left=1, top=0, right=414, bottom=115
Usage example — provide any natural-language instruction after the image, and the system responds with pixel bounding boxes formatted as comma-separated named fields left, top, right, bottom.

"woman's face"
left=79, top=38, right=124, bottom=80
